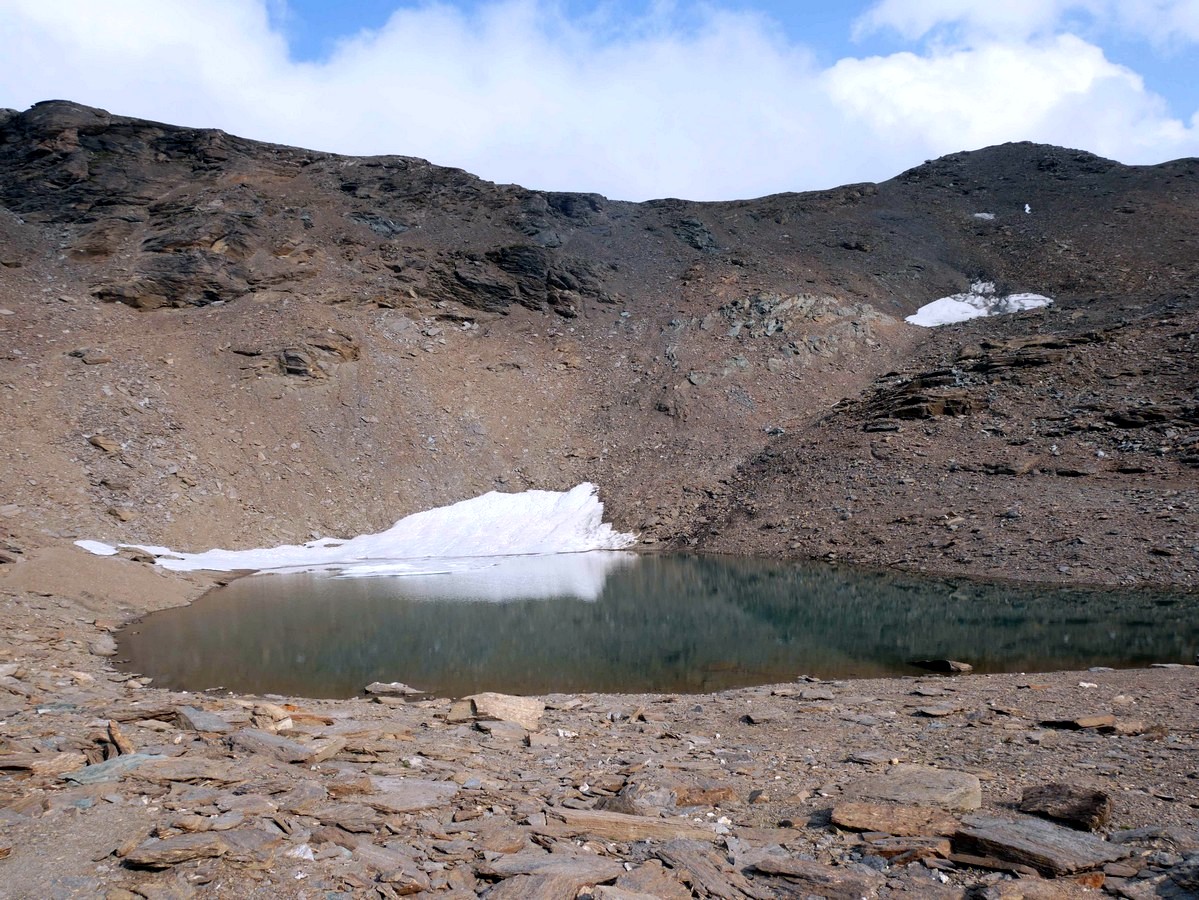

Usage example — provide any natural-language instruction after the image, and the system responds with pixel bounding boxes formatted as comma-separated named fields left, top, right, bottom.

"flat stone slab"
left=831, top=801, right=959, bottom=836
left=364, top=680, right=423, bottom=697
left=954, top=815, right=1129, bottom=875
left=227, top=728, right=311, bottom=763
left=124, top=833, right=229, bottom=869
left=176, top=705, right=232, bottom=734
left=750, top=856, right=885, bottom=900
left=488, top=873, right=609, bottom=900
left=62, top=752, right=167, bottom=784
left=845, top=764, right=982, bottom=811
left=476, top=850, right=626, bottom=882
left=138, top=757, right=245, bottom=784
left=366, top=776, right=459, bottom=813
left=543, top=807, right=716, bottom=843
left=1, top=751, right=88, bottom=777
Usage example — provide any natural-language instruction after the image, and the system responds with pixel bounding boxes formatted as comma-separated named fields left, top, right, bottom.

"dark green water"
left=115, top=553, right=1199, bottom=699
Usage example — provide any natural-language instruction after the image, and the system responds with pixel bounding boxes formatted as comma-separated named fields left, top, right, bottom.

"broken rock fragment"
left=123, top=833, right=229, bottom=869
left=462, top=691, right=545, bottom=730
left=954, top=814, right=1128, bottom=876
left=1019, top=783, right=1112, bottom=831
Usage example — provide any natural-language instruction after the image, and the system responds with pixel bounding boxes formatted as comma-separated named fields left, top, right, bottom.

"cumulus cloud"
left=825, top=34, right=1196, bottom=161
left=0, top=0, right=1196, bottom=200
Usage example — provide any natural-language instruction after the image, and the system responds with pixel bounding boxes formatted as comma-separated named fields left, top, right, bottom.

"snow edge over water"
left=76, top=483, right=638, bottom=573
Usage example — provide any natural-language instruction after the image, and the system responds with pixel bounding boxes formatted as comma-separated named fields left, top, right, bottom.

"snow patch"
left=971, top=212, right=995, bottom=220
left=75, top=539, right=119, bottom=556
left=76, top=483, right=637, bottom=574
left=905, top=281, right=1053, bottom=328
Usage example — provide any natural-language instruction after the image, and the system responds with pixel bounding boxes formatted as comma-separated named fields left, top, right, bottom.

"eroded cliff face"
left=0, top=100, right=1196, bottom=584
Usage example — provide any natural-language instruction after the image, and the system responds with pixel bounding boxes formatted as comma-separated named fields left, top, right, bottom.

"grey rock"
left=176, top=705, right=232, bottom=734
left=954, top=814, right=1129, bottom=876
left=846, top=764, right=982, bottom=811
left=226, top=728, right=312, bottom=763
left=62, top=752, right=166, bottom=784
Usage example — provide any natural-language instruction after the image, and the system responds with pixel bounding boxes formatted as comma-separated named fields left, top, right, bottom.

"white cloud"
left=824, top=34, right=1197, bottom=162
left=0, top=0, right=1196, bottom=200
left=855, top=0, right=1199, bottom=45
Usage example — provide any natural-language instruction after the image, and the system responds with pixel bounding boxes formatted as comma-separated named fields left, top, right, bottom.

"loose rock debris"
left=1, top=621, right=1197, bottom=900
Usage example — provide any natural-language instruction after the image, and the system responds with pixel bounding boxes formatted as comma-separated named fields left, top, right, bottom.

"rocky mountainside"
left=0, top=99, right=1196, bottom=584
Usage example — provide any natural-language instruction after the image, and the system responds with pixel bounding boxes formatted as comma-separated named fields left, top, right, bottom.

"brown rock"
left=487, top=873, right=605, bottom=900
left=655, top=839, right=761, bottom=900
left=615, top=860, right=693, bottom=900
left=123, top=833, right=229, bottom=869
left=832, top=801, right=959, bottom=836
left=845, top=765, right=982, bottom=811
left=915, top=704, right=959, bottom=717
left=226, top=727, right=312, bottom=763
left=310, top=802, right=381, bottom=832
left=542, top=807, right=715, bottom=843
left=1019, top=783, right=1112, bottom=831
left=674, top=780, right=738, bottom=807
left=592, top=887, right=663, bottom=900
left=862, top=835, right=952, bottom=863
left=1040, top=714, right=1117, bottom=730
left=304, top=735, right=347, bottom=763
left=750, top=856, right=885, bottom=899
left=465, top=691, right=545, bottom=730
left=910, top=659, right=974, bottom=674
left=364, top=776, right=459, bottom=813
left=475, top=850, right=625, bottom=883
left=0, top=751, right=88, bottom=776
left=364, top=680, right=423, bottom=696
left=87, top=434, right=120, bottom=453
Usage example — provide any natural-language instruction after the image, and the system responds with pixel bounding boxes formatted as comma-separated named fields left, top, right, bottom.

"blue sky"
left=274, top=0, right=1197, bottom=117
left=3, top=1, right=1197, bottom=200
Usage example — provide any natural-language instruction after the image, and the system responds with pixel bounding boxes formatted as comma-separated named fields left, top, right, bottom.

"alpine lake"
left=115, top=553, right=1199, bottom=699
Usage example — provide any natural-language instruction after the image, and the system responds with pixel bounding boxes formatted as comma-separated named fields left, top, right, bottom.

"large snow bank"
left=76, top=483, right=637, bottom=575
left=906, top=281, right=1052, bottom=327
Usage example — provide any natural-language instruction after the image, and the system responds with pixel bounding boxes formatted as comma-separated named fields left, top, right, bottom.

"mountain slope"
left=0, top=100, right=1195, bottom=584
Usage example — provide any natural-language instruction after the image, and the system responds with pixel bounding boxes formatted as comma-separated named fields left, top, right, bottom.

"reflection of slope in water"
left=116, top=554, right=1199, bottom=699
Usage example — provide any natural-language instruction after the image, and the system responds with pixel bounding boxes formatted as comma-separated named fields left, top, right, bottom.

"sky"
left=3, top=1, right=1197, bottom=200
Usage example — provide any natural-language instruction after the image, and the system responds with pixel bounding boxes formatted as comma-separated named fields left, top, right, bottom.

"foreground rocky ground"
left=1, top=549, right=1197, bottom=899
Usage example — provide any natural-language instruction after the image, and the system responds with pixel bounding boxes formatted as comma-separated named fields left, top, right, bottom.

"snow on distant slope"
left=76, top=483, right=637, bottom=574
left=906, top=281, right=1053, bottom=327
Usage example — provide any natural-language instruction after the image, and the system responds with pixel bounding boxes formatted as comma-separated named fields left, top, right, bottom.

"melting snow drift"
left=77, top=483, right=637, bottom=575
left=906, top=281, right=1053, bottom=328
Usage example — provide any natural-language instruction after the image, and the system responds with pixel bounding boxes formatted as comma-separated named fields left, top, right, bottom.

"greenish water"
left=115, top=553, right=1199, bottom=699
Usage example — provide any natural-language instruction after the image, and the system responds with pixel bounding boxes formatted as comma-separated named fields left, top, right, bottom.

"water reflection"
left=116, top=553, right=1199, bottom=699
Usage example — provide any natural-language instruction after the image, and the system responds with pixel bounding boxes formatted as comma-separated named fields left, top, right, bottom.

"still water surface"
left=116, top=553, right=1199, bottom=698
